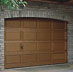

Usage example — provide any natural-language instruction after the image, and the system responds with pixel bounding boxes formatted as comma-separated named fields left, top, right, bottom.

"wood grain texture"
left=4, top=18, right=67, bottom=68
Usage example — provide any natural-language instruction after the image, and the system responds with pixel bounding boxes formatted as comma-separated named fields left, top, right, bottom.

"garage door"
left=4, top=18, right=67, bottom=68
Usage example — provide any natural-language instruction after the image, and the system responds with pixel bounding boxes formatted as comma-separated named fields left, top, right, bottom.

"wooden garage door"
left=4, top=18, right=67, bottom=68
left=36, top=19, right=51, bottom=65
left=51, top=21, right=67, bottom=64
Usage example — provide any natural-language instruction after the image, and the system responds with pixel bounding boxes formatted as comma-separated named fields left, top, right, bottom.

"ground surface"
left=1, top=63, right=73, bottom=72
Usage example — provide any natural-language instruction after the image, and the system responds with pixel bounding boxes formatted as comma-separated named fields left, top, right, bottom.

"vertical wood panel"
left=52, top=21, right=67, bottom=64
left=5, top=19, right=21, bottom=68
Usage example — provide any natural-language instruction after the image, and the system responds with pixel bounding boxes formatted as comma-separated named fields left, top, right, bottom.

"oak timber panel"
left=52, top=30, right=66, bottom=40
left=37, top=53, right=51, bottom=65
left=52, top=52, right=67, bottom=64
left=38, top=50, right=50, bottom=54
left=37, top=32, right=51, bottom=41
left=5, top=28, right=21, bottom=41
left=52, top=21, right=66, bottom=30
left=52, top=20, right=67, bottom=64
left=4, top=42, right=21, bottom=68
left=22, top=19, right=37, bottom=41
left=37, top=61, right=51, bottom=65
left=5, top=32, right=20, bottom=41
left=5, top=54, right=21, bottom=68
left=21, top=42, right=37, bottom=66
left=5, top=63, right=21, bottom=69
left=53, top=53, right=66, bottom=59
left=37, top=19, right=51, bottom=41
left=20, top=19, right=37, bottom=67
left=37, top=42, right=51, bottom=50
left=52, top=41, right=66, bottom=53
left=38, top=53, right=51, bottom=61
left=36, top=19, right=52, bottom=65
left=37, top=19, right=51, bottom=29
left=53, top=59, right=67, bottom=64
left=23, top=28, right=36, bottom=41
left=5, top=19, right=21, bottom=68
left=37, top=29, right=51, bottom=41
left=5, top=55, right=21, bottom=64
left=5, top=20, right=20, bottom=28
left=22, top=42, right=36, bottom=51
left=21, top=19, right=36, bottom=28
left=5, top=43, right=20, bottom=52
left=21, top=54, right=36, bottom=63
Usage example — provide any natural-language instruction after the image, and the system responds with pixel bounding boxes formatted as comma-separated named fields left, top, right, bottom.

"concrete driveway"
left=2, top=63, right=73, bottom=72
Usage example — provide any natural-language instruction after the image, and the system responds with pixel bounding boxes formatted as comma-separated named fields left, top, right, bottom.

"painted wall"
left=0, top=3, right=73, bottom=70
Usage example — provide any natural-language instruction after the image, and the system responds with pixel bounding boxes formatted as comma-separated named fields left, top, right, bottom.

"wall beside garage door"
left=0, top=3, right=73, bottom=70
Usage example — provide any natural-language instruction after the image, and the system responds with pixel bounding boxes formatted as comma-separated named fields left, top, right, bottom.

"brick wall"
left=0, top=3, right=73, bottom=70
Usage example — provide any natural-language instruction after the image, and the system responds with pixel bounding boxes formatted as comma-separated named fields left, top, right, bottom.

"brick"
left=0, top=3, right=73, bottom=70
